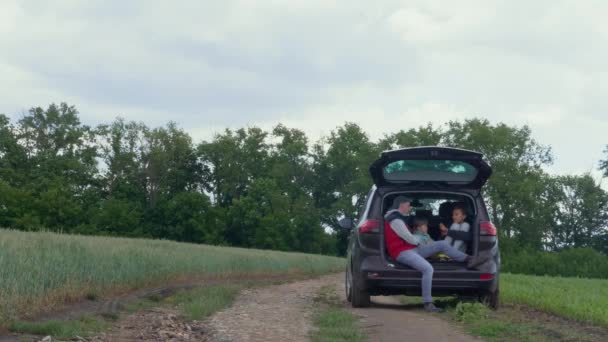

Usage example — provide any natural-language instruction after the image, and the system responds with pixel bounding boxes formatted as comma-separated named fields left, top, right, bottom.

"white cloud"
left=0, top=0, right=607, bottom=181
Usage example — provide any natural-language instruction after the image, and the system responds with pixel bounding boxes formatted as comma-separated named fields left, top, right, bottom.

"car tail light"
left=358, top=219, right=380, bottom=234
left=480, top=273, right=494, bottom=280
left=480, top=221, right=497, bottom=236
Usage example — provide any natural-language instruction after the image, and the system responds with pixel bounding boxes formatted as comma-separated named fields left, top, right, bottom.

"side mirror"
left=338, top=217, right=354, bottom=230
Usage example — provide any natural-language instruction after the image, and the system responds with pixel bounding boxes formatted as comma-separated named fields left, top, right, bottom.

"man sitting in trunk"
left=384, top=196, right=488, bottom=312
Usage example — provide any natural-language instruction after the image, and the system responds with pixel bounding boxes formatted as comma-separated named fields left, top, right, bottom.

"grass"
left=9, top=278, right=298, bottom=339
left=501, top=273, right=608, bottom=326
left=0, top=228, right=344, bottom=325
left=443, top=300, right=601, bottom=342
left=398, top=297, right=593, bottom=341
left=167, top=284, right=243, bottom=320
left=9, top=316, right=110, bottom=340
left=448, top=302, right=538, bottom=342
left=7, top=285, right=243, bottom=340
left=311, top=285, right=365, bottom=342
left=399, top=273, right=608, bottom=328
left=398, top=272, right=608, bottom=341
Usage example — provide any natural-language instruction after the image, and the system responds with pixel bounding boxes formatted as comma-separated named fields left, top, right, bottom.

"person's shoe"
left=466, top=254, right=491, bottom=269
left=423, top=302, right=443, bottom=313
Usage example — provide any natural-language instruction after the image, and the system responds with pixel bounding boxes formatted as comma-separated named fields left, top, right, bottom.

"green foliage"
left=546, top=174, right=608, bottom=250
left=502, top=273, right=608, bottom=326
left=92, top=198, right=143, bottom=236
left=312, top=285, right=366, bottom=342
left=379, top=122, right=443, bottom=150
left=311, top=122, right=379, bottom=254
left=169, top=285, right=242, bottom=320
left=503, top=247, right=608, bottom=279
left=0, top=228, right=345, bottom=324
left=9, top=316, right=110, bottom=339
left=1, top=103, right=607, bottom=259
left=442, top=119, right=555, bottom=249
left=454, top=302, right=489, bottom=322
left=600, top=145, right=608, bottom=177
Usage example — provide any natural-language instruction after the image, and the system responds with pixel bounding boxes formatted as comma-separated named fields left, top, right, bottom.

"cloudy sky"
left=1, top=0, right=607, bottom=179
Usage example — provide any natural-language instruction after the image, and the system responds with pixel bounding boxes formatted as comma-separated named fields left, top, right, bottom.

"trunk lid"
left=369, top=147, right=492, bottom=189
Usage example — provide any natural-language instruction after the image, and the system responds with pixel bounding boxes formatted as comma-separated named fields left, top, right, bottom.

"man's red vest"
left=384, top=212, right=417, bottom=259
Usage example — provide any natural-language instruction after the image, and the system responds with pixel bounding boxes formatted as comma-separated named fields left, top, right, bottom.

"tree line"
left=1, top=103, right=607, bottom=256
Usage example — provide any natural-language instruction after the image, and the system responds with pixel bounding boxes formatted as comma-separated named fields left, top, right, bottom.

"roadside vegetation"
left=9, top=282, right=251, bottom=340
left=166, top=284, right=243, bottom=321
left=0, top=229, right=344, bottom=326
left=401, top=272, right=608, bottom=341
left=9, top=316, right=110, bottom=340
left=501, top=273, right=608, bottom=326
left=443, top=301, right=605, bottom=342
left=312, top=285, right=366, bottom=342
left=503, top=247, right=608, bottom=279
left=2, top=104, right=608, bottom=260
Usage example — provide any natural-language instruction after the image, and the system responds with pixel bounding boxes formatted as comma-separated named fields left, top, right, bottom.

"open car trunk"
left=379, top=191, right=481, bottom=269
left=369, top=147, right=492, bottom=189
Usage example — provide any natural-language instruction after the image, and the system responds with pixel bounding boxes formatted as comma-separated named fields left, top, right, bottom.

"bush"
left=502, top=247, right=608, bottom=279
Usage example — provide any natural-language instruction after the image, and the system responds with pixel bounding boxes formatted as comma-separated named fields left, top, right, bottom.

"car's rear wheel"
left=479, top=276, right=499, bottom=310
left=479, top=288, right=499, bottom=309
left=350, top=268, right=371, bottom=308
left=345, top=266, right=353, bottom=302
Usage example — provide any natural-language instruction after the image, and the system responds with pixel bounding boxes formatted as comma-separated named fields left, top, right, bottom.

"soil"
left=89, top=308, right=208, bottom=342
left=14, top=272, right=480, bottom=341
left=342, top=289, right=482, bottom=342
left=495, top=303, right=608, bottom=342
left=5, top=272, right=608, bottom=342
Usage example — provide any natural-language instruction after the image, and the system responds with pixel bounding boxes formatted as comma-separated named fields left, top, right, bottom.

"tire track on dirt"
left=204, top=273, right=340, bottom=342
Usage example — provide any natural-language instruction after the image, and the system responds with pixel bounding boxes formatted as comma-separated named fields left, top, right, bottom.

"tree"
left=157, top=191, right=220, bottom=243
left=311, top=123, right=379, bottom=255
left=546, top=174, right=608, bottom=250
left=0, top=115, right=33, bottom=228
left=96, top=119, right=148, bottom=203
left=198, top=127, right=269, bottom=207
left=442, top=119, right=554, bottom=249
left=142, top=122, right=204, bottom=208
left=11, top=104, right=99, bottom=231
left=225, top=178, right=290, bottom=250
left=379, top=123, right=443, bottom=150
left=16, top=103, right=98, bottom=189
left=600, top=145, right=608, bottom=177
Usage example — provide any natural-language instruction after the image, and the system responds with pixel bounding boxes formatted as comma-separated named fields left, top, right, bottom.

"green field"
left=399, top=273, right=608, bottom=341
left=0, top=229, right=344, bottom=325
left=502, top=273, right=608, bottom=327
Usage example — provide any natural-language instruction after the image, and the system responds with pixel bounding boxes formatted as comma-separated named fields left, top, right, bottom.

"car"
left=342, top=146, right=500, bottom=309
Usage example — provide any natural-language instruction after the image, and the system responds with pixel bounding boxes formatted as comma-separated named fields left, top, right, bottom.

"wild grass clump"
left=502, top=273, right=608, bottom=326
left=454, top=302, right=488, bottom=322
left=312, top=285, right=365, bottom=342
left=0, top=229, right=344, bottom=325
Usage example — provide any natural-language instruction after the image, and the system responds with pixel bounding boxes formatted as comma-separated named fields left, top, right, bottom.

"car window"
left=383, top=160, right=478, bottom=182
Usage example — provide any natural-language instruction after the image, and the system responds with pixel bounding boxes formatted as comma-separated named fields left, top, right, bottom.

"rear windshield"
left=383, top=160, right=478, bottom=183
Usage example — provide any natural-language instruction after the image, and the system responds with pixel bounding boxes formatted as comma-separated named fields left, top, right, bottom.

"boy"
left=444, top=204, right=470, bottom=253
left=412, top=218, right=433, bottom=245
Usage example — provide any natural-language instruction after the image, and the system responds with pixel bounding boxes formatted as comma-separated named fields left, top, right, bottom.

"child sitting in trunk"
left=414, top=218, right=450, bottom=261
left=412, top=218, right=433, bottom=245
left=444, top=204, right=471, bottom=253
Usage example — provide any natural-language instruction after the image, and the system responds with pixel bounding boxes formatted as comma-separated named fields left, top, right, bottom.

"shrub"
left=502, top=247, right=608, bottom=279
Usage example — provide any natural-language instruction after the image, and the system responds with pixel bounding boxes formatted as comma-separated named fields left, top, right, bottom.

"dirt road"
left=204, top=272, right=480, bottom=342
left=11, top=273, right=482, bottom=341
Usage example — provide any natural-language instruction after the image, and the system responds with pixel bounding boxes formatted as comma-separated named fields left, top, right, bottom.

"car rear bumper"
left=359, top=255, right=497, bottom=296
